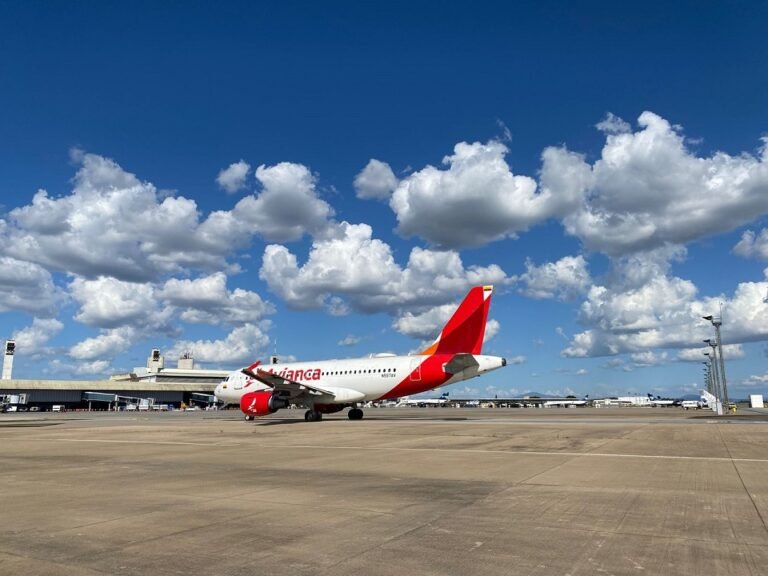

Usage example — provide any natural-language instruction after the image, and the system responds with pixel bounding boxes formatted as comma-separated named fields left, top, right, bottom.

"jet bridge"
left=83, top=391, right=156, bottom=411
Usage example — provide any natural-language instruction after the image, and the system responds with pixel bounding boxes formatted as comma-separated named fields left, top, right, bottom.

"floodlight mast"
left=703, top=345, right=720, bottom=409
left=701, top=362, right=712, bottom=394
left=703, top=315, right=729, bottom=410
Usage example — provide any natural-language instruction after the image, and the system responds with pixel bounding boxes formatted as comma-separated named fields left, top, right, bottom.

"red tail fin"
left=419, top=286, right=493, bottom=355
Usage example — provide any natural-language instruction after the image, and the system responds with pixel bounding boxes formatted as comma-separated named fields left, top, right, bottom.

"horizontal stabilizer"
left=443, top=353, right=479, bottom=375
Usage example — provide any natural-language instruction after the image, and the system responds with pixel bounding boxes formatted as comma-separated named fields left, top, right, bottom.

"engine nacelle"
left=240, top=391, right=289, bottom=417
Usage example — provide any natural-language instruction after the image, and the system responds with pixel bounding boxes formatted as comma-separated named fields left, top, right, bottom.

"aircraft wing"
left=242, top=366, right=336, bottom=403
left=443, top=353, right=479, bottom=375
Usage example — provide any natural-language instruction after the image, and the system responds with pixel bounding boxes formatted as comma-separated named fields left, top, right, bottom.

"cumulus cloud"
left=734, top=229, right=768, bottom=260
left=260, top=221, right=511, bottom=316
left=216, top=160, right=251, bottom=193
left=232, top=162, right=334, bottom=242
left=338, top=335, right=360, bottom=347
left=160, top=272, right=274, bottom=325
left=390, top=140, right=585, bottom=248
left=0, top=256, right=64, bottom=316
left=70, top=277, right=163, bottom=329
left=743, top=373, right=768, bottom=387
left=562, top=253, right=768, bottom=358
left=69, top=327, right=137, bottom=361
left=519, top=255, right=591, bottom=300
left=393, top=305, right=499, bottom=346
left=12, top=318, right=64, bottom=356
left=354, top=159, right=399, bottom=200
left=558, top=113, right=768, bottom=256
left=165, top=323, right=270, bottom=364
left=630, top=351, right=668, bottom=366
left=1, top=152, right=249, bottom=281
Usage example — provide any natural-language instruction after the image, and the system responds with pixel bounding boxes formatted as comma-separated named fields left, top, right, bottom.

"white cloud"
left=160, top=272, right=274, bottom=325
left=338, top=335, right=360, bottom=347
left=630, top=351, right=668, bottom=366
left=216, top=160, right=251, bottom=193
left=0, top=256, right=63, bottom=316
left=743, top=373, right=768, bottom=388
left=70, top=277, right=163, bottom=329
left=734, top=229, right=768, bottom=260
left=595, top=112, right=631, bottom=135
left=393, top=304, right=500, bottom=345
left=354, top=159, right=398, bottom=200
left=1, top=152, right=249, bottom=281
left=678, top=344, right=745, bottom=362
left=232, top=162, right=334, bottom=242
left=260, top=221, right=512, bottom=317
left=390, top=140, right=585, bottom=248
left=562, top=253, right=768, bottom=358
left=12, top=318, right=64, bottom=355
left=69, top=327, right=136, bottom=361
left=558, top=112, right=768, bottom=256
left=165, top=323, right=269, bottom=365
left=519, top=255, right=591, bottom=300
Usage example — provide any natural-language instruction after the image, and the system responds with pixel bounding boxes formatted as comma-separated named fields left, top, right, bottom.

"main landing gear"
left=348, top=408, right=364, bottom=420
left=304, top=409, right=323, bottom=422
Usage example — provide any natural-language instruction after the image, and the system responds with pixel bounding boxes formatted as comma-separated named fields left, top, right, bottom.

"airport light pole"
left=703, top=344, right=722, bottom=414
left=703, top=315, right=729, bottom=410
left=702, top=362, right=712, bottom=394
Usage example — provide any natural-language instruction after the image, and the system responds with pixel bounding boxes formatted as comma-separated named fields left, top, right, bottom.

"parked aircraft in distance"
left=214, top=286, right=506, bottom=422
left=647, top=393, right=677, bottom=407
left=543, top=398, right=588, bottom=407
left=396, top=392, right=450, bottom=407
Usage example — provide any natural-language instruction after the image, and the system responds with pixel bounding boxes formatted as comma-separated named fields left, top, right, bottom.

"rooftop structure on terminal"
left=110, top=349, right=230, bottom=384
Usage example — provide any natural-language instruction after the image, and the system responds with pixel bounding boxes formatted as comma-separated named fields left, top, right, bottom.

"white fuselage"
left=214, top=354, right=505, bottom=406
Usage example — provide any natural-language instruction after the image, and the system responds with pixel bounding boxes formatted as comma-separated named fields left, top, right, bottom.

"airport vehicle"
left=215, top=285, right=506, bottom=422
left=681, top=400, right=702, bottom=410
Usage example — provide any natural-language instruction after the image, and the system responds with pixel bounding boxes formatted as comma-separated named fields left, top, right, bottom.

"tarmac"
left=1, top=407, right=767, bottom=576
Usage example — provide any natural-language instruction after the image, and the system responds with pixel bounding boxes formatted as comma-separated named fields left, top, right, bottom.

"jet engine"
left=240, top=391, right=289, bottom=416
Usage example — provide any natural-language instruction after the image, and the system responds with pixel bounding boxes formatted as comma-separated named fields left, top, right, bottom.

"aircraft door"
left=409, top=357, right=422, bottom=382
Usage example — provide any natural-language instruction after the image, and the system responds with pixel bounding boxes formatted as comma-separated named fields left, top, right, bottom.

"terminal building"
left=0, top=345, right=230, bottom=411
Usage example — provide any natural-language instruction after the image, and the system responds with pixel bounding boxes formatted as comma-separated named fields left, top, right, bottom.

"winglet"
left=419, top=286, right=493, bottom=355
left=241, top=360, right=261, bottom=378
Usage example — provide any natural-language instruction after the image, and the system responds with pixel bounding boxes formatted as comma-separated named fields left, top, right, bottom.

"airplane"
left=395, top=392, right=450, bottom=407
left=214, top=285, right=507, bottom=422
left=647, top=393, right=676, bottom=407
left=543, top=398, right=588, bottom=407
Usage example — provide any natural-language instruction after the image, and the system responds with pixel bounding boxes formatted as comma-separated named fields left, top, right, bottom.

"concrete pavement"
left=1, top=408, right=766, bottom=575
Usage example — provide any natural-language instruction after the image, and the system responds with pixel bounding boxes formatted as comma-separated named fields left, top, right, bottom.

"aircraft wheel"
left=348, top=408, right=364, bottom=420
left=305, top=410, right=323, bottom=422
left=244, top=415, right=254, bottom=421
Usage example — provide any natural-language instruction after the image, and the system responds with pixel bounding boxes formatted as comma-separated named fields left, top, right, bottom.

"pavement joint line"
left=716, top=425, right=768, bottom=536
left=51, top=438, right=243, bottom=447
left=47, top=438, right=768, bottom=463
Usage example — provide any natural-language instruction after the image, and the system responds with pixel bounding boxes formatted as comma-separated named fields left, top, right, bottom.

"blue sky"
left=1, top=1, right=767, bottom=399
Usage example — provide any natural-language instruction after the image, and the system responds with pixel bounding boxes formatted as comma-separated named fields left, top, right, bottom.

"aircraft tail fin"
left=419, top=286, right=493, bottom=356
